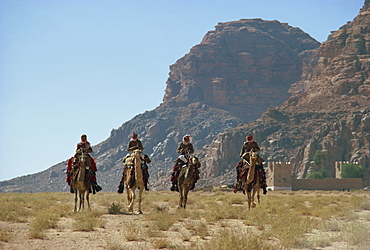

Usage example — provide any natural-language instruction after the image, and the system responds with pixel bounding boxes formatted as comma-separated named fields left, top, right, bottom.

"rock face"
left=199, top=1, right=370, bottom=187
left=164, top=19, right=319, bottom=122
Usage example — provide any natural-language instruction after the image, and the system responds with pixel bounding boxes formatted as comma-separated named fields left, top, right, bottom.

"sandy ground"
left=0, top=191, right=369, bottom=250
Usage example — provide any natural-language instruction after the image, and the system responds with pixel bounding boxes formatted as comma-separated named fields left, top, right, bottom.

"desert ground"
left=0, top=189, right=369, bottom=250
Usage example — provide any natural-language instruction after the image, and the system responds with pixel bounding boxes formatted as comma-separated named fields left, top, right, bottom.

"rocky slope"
left=0, top=17, right=325, bottom=192
left=199, top=1, right=370, bottom=187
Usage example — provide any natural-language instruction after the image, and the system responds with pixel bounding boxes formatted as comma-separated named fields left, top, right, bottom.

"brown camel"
left=178, top=155, right=199, bottom=209
left=242, top=151, right=261, bottom=210
left=124, top=149, right=144, bottom=214
left=71, top=152, right=91, bottom=212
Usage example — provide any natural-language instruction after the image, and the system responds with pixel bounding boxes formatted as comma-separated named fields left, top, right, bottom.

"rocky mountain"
left=164, top=18, right=319, bottom=121
left=5, top=4, right=369, bottom=192
left=199, top=0, right=370, bottom=187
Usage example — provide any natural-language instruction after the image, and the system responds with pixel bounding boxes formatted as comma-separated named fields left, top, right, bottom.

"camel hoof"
left=251, top=203, right=256, bottom=208
left=137, top=211, right=143, bottom=215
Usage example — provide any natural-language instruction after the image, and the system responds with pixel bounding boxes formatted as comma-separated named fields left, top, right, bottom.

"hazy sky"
left=0, top=0, right=364, bottom=182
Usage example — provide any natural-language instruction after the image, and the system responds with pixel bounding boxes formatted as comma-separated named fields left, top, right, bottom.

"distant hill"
left=3, top=2, right=369, bottom=192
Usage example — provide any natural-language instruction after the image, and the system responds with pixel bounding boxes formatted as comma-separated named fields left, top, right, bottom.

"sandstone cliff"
left=164, top=18, right=319, bottom=122
left=199, top=1, right=370, bottom=187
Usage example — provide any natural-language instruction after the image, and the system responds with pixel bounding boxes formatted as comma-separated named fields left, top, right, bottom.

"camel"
left=71, top=152, right=91, bottom=212
left=241, top=151, right=261, bottom=210
left=124, top=149, right=144, bottom=214
left=178, top=155, right=199, bottom=209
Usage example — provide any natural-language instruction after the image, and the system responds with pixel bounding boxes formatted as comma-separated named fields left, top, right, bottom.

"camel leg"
left=137, top=186, right=143, bottom=214
left=251, top=188, right=257, bottom=208
left=74, top=190, right=78, bottom=212
left=79, top=191, right=84, bottom=211
left=182, top=185, right=190, bottom=209
left=126, top=186, right=131, bottom=205
left=131, top=188, right=136, bottom=213
left=126, top=188, right=132, bottom=212
left=86, top=191, right=91, bottom=210
left=247, top=190, right=252, bottom=210
left=178, top=185, right=184, bottom=208
left=257, top=185, right=261, bottom=205
left=128, top=188, right=135, bottom=213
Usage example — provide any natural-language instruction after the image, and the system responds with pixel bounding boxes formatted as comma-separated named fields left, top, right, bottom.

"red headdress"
left=183, top=135, right=192, bottom=143
left=246, top=134, right=253, bottom=141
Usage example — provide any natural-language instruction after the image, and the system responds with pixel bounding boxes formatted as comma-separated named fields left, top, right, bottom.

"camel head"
left=189, top=156, right=199, bottom=166
left=78, top=153, right=89, bottom=165
left=250, top=151, right=258, bottom=162
left=132, top=149, right=142, bottom=162
left=133, top=149, right=142, bottom=154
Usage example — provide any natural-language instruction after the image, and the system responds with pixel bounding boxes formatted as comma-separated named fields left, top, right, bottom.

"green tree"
left=307, top=150, right=328, bottom=179
left=306, top=171, right=324, bottom=179
left=340, top=163, right=366, bottom=179
left=306, top=167, right=328, bottom=179
left=313, top=150, right=326, bottom=168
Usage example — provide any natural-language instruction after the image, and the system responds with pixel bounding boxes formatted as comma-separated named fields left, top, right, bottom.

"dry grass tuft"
left=340, top=221, right=370, bottom=246
left=123, top=220, right=146, bottom=241
left=72, top=210, right=105, bottom=232
left=0, top=229, right=13, bottom=243
left=108, top=202, right=123, bottom=214
left=197, top=228, right=279, bottom=250
left=28, top=207, right=61, bottom=239
left=144, top=209, right=179, bottom=231
left=153, top=238, right=172, bottom=249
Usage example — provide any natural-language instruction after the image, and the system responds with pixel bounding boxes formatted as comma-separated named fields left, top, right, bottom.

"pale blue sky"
left=0, top=0, right=364, bottom=181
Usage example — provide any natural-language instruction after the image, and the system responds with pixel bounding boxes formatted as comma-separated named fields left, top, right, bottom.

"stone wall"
left=291, top=178, right=363, bottom=191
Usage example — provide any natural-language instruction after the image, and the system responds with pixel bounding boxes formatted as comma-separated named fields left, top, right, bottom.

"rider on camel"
left=170, top=135, right=200, bottom=191
left=118, top=133, right=151, bottom=192
left=235, top=134, right=268, bottom=194
left=127, top=133, right=144, bottom=152
left=66, top=134, right=102, bottom=194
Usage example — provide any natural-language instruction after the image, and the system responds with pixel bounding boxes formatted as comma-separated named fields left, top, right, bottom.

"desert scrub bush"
left=0, top=229, right=13, bottom=243
left=186, top=220, right=208, bottom=239
left=72, top=210, right=105, bottom=231
left=349, top=195, right=370, bottom=210
left=310, top=235, right=333, bottom=248
left=123, top=220, right=146, bottom=241
left=144, top=208, right=180, bottom=231
left=105, top=239, right=124, bottom=250
left=179, top=228, right=191, bottom=241
left=0, top=202, right=30, bottom=223
left=242, top=206, right=268, bottom=227
left=267, top=211, right=314, bottom=248
left=94, top=193, right=122, bottom=207
left=153, top=238, right=171, bottom=249
left=175, top=206, right=203, bottom=221
left=340, top=221, right=370, bottom=246
left=320, top=218, right=341, bottom=232
left=204, top=201, right=249, bottom=222
left=227, top=195, right=246, bottom=205
left=0, top=194, right=33, bottom=222
left=28, top=207, right=60, bottom=239
left=108, top=202, right=123, bottom=214
left=197, top=228, right=278, bottom=250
